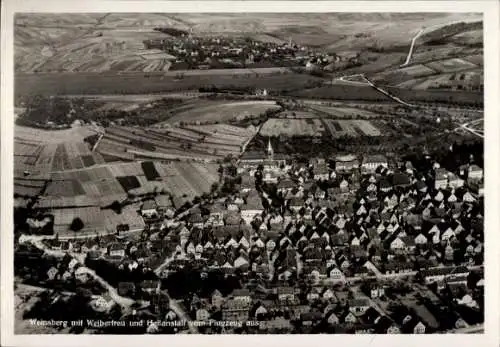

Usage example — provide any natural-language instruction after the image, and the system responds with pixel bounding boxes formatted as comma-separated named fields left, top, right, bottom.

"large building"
left=335, top=154, right=359, bottom=172
left=361, top=155, right=388, bottom=173
left=239, top=138, right=288, bottom=173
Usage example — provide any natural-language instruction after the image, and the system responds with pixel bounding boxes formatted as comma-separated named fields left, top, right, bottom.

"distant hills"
left=15, top=13, right=482, bottom=74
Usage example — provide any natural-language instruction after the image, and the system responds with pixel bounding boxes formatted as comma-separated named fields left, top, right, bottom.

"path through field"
left=400, top=28, right=425, bottom=67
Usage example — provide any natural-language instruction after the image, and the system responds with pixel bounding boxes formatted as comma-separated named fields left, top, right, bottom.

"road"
left=363, top=76, right=417, bottom=108
left=451, top=118, right=484, bottom=139
left=401, top=28, right=425, bottom=67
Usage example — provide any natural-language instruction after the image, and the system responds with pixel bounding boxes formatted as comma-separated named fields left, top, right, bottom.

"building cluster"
left=142, top=34, right=356, bottom=71
left=20, top=139, right=484, bottom=333
left=126, top=142, right=482, bottom=332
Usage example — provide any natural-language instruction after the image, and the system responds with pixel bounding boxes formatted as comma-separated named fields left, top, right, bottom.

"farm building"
left=241, top=193, right=264, bottom=224
left=154, top=195, right=174, bottom=217
left=141, top=199, right=158, bottom=218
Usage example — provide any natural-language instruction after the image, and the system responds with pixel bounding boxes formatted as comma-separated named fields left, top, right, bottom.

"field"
left=163, top=100, right=281, bottom=124
left=44, top=161, right=219, bottom=204
left=14, top=125, right=104, bottom=177
left=384, top=87, right=483, bottom=106
left=464, top=54, right=483, bottom=66
left=396, top=71, right=483, bottom=91
left=96, top=124, right=258, bottom=161
left=15, top=71, right=323, bottom=100
left=323, top=119, right=383, bottom=138
left=304, top=104, right=385, bottom=119
left=371, top=64, right=437, bottom=85
left=30, top=159, right=220, bottom=234
left=425, top=58, right=478, bottom=73
left=286, top=84, right=394, bottom=103
left=260, top=118, right=325, bottom=137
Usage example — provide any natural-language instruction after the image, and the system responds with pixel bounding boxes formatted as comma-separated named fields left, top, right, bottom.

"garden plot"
left=260, top=118, right=325, bottom=137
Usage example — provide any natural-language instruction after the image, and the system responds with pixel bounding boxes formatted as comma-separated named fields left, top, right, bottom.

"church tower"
left=267, top=138, right=274, bottom=159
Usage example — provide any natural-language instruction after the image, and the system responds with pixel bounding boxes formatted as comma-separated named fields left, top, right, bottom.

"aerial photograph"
left=13, top=12, right=484, bottom=334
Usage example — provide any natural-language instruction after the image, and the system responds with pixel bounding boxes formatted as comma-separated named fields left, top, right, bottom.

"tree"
left=70, top=217, right=84, bottom=232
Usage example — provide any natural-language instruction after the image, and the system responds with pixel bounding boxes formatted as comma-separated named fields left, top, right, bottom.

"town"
left=143, top=29, right=360, bottom=71
left=15, top=139, right=484, bottom=334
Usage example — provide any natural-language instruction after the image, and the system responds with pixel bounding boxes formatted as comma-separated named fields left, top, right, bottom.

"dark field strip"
left=332, top=121, right=342, bottom=132
left=81, top=155, right=96, bottom=167
left=117, top=176, right=141, bottom=191
left=141, top=161, right=160, bottom=181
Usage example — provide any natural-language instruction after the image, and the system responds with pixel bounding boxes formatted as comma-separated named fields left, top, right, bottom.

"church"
left=238, top=138, right=288, bottom=173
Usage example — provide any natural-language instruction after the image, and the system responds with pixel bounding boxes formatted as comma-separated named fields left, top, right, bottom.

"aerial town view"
left=13, top=13, right=484, bottom=334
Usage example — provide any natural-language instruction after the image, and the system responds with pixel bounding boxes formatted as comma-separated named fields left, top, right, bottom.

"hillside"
left=15, top=12, right=481, bottom=74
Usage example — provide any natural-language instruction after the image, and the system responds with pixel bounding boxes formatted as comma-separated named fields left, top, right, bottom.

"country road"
left=401, top=28, right=425, bottom=67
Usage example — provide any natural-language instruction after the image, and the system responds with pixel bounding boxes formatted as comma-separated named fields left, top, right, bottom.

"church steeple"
left=267, top=138, right=274, bottom=159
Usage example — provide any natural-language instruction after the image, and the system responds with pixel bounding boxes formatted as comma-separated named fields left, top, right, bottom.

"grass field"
left=260, top=118, right=325, bottom=137
left=425, top=57, right=478, bottom=73
left=163, top=100, right=281, bottom=124
left=287, top=84, right=394, bottom=102
left=15, top=71, right=322, bottom=100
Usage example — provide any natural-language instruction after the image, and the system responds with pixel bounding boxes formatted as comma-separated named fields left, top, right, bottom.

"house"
left=326, top=312, right=340, bottom=325
left=447, top=173, right=464, bottom=189
left=222, top=298, right=251, bottom=321
left=413, top=321, right=426, bottom=334
left=384, top=262, right=413, bottom=275
left=370, top=285, right=385, bottom=299
left=196, top=308, right=210, bottom=321
left=419, top=266, right=470, bottom=285
left=300, top=311, right=323, bottom=326
left=108, top=243, right=126, bottom=258
left=241, top=193, right=264, bottom=224
left=141, top=199, right=158, bottom=218
left=240, top=174, right=255, bottom=193
left=277, top=287, right=297, bottom=304
left=46, top=266, right=58, bottom=281
left=118, top=282, right=136, bottom=297
left=140, top=280, right=160, bottom=294
left=335, top=154, right=359, bottom=172
left=392, top=172, right=411, bottom=188
left=313, top=163, right=330, bottom=181
left=211, top=289, right=224, bottom=308
left=387, top=324, right=401, bottom=334
left=415, top=233, right=428, bottom=245
left=91, top=294, right=115, bottom=312
left=154, top=195, right=175, bottom=217
left=344, top=311, right=358, bottom=323
left=188, top=213, right=204, bottom=228
left=349, top=298, right=371, bottom=315
left=277, top=178, right=295, bottom=194
left=434, top=168, right=449, bottom=190
left=361, top=155, right=388, bottom=173
left=231, top=289, right=252, bottom=305
left=468, top=164, right=483, bottom=180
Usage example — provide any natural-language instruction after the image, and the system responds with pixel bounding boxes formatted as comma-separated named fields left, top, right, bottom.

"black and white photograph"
left=1, top=1, right=499, bottom=345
